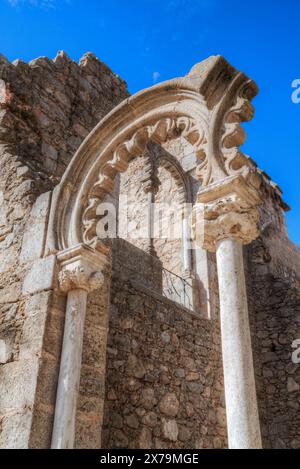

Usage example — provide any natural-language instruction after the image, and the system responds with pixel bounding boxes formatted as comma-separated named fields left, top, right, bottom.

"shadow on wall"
left=102, top=238, right=227, bottom=449
left=111, top=238, right=204, bottom=315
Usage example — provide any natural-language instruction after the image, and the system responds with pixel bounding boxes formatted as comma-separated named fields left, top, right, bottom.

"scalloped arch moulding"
left=45, top=55, right=264, bottom=254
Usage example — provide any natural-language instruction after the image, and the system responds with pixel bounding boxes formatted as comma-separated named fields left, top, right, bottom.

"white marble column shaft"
left=51, top=288, right=88, bottom=449
left=216, top=238, right=262, bottom=449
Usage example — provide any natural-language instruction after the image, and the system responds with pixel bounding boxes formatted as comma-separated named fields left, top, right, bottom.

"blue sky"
left=1, top=0, right=299, bottom=245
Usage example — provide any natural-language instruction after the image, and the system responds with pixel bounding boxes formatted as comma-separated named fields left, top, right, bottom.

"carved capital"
left=58, top=267, right=104, bottom=293
left=192, top=174, right=262, bottom=252
left=57, top=244, right=107, bottom=293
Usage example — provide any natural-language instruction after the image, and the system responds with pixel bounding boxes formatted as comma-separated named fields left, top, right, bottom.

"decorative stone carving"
left=58, top=267, right=104, bottom=293
left=82, top=115, right=207, bottom=245
left=195, top=76, right=258, bottom=186
left=192, top=174, right=262, bottom=252
left=0, top=225, right=13, bottom=243
left=47, top=56, right=285, bottom=253
left=158, top=154, right=189, bottom=204
left=80, top=71, right=259, bottom=248
left=57, top=243, right=107, bottom=293
left=141, top=142, right=191, bottom=203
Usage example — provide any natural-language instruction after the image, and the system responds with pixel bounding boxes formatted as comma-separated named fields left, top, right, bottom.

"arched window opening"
left=116, top=139, right=201, bottom=313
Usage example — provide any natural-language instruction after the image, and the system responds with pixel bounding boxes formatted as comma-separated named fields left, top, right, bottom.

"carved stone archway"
left=44, top=56, right=285, bottom=449
left=46, top=55, right=260, bottom=255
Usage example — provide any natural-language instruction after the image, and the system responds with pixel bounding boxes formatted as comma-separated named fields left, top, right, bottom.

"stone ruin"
left=0, top=51, right=300, bottom=449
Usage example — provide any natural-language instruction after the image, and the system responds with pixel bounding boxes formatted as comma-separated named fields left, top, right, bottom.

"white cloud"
left=152, top=71, right=161, bottom=84
left=7, top=0, right=56, bottom=9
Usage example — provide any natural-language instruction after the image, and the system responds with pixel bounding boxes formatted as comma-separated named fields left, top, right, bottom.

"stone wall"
left=0, top=51, right=128, bottom=187
left=102, top=239, right=227, bottom=449
left=246, top=201, right=300, bottom=449
left=0, top=51, right=128, bottom=447
left=0, top=50, right=300, bottom=449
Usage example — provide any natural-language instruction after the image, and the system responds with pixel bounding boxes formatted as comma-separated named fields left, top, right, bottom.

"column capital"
left=193, top=174, right=262, bottom=252
left=57, top=243, right=107, bottom=293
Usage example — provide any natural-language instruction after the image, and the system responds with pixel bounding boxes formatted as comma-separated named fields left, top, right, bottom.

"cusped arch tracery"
left=82, top=115, right=205, bottom=245
left=157, top=153, right=192, bottom=205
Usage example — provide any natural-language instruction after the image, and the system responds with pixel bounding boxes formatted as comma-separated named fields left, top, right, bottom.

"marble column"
left=194, top=174, right=263, bottom=449
left=216, top=237, right=262, bottom=448
left=51, top=244, right=107, bottom=449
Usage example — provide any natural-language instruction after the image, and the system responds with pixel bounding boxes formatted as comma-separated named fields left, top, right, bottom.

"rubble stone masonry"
left=102, top=239, right=226, bottom=449
left=0, top=51, right=128, bottom=447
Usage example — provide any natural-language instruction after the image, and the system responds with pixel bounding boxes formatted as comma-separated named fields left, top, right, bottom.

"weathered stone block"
left=0, top=282, right=21, bottom=304
left=287, top=377, right=300, bottom=393
left=0, top=358, right=39, bottom=413
left=20, top=192, right=51, bottom=263
left=158, top=393, right=180, bottom=417
left=161, top=419, right=178, bottom=442
left=0, top=247, right=17, bottom=274
left=22, top=255, right=56, bottom=295
left=138, top=426, right=152, bottom=449
left=0, top=408, right=32, bottom=449
left=19, top=311, right=47, bottom=358
left=24, top=291, right=51, bottom=317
